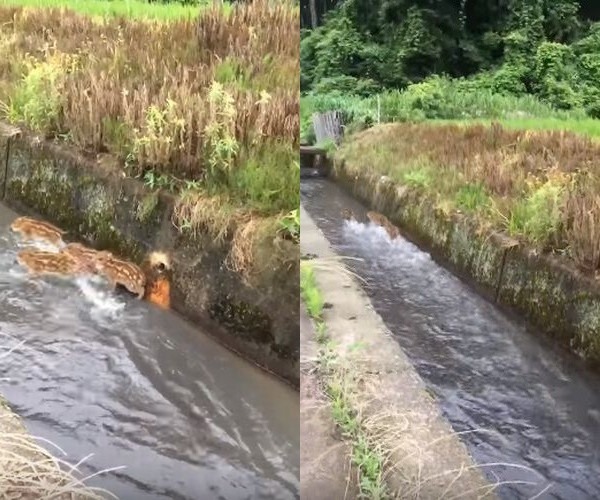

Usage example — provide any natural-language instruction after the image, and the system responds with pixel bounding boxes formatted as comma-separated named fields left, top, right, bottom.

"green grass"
left=328, top=378, right=388, bottom=500
left=227, top=141, right=299, bottom=216
left=499, top=179, right=566, bottom=246
left=455, top=183, right=491, bottom=213
left=431, top=117, right=600, bottom=139
left=0, top=0, right=212, bottom=20
left=401, top=166, right=432, bottom=189
left=300, top=263, right=324, bottom=320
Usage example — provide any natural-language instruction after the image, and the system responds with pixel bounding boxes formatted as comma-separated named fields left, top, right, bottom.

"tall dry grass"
left=338, top=122, right=600, bottom=272
left=0, top=1, right=298, bottom=179
left=0, top=0, right=300, bottom=275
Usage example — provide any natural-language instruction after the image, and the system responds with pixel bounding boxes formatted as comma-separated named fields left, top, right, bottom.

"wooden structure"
left=300, top=111, right=344, bottom=178
left=313, top=111, right=344, bottom=145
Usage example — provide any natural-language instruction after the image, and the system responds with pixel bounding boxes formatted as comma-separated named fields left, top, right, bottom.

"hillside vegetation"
left=302, top=0, right=600, bottom=273
left=301, top=0, right=600, bottom=140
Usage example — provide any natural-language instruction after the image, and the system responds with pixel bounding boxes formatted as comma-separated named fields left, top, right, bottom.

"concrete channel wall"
left=0, top=124, right=299, bottom=388
left=331, top=159, right=600, bottom=366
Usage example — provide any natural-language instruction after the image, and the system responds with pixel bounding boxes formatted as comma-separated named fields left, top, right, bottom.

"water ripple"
left=302, top=179, right=600, bottom=500
left=0, top=204, right=299, bottom=499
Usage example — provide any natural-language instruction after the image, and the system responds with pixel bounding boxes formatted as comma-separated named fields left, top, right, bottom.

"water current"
left=0, top=203, right=299, bottom=500
left=302, top=178, right=600, bottom=500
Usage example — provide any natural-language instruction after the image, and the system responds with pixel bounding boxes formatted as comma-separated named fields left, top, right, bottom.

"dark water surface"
left=0, top=204, right=299, bottom=500
left=302, top=178, right=600, bottom=500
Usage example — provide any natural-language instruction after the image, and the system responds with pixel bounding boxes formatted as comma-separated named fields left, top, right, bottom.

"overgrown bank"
left=0, top=0, right=301, bottom=385
left=332, top=121, right=600, bottom=364
left=0, top=0, right=300, bottom=274
left=300, top=0, right=600, bottom=144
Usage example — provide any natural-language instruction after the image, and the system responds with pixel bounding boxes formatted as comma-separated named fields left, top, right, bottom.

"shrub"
left=5, top=55, right=74, bottom=134
left=313, top=75, right=380, bottom=97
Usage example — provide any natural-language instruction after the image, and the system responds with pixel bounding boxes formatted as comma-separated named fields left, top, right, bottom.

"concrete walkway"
left=299, top=204, right=495, bottom=499
left=300, top=302, right=356, bottom=499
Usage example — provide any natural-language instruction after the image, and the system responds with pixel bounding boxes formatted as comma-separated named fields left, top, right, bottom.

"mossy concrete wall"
left=0, top=125, right=299, bottom=388
left=331, top=160, right=600, bottom=366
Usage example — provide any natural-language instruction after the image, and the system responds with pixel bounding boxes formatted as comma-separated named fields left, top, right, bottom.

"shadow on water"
left=0, top=204, right=299, bottom=500
left=301, top=178, right=600, bottom=500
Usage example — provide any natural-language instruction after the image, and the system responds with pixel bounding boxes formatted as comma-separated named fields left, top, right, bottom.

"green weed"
left=214, top=57, right=252, bottom=90
left=315, top=321, right=328, bottom=343
left=204, top=81, right=238, bottom=182
left=132, top=99, right=186, bottom=175
left=402, top=166, right=431, bottom=189
left=278, top=209, right=299, bottom=243
left=4, top=56, right=68, bottom=133
left=455, top=183, right=490, bottom=213
left=327, top=376, right=388, bottom=500
left=300, top=263, right=324, bottom=320
left=300, top=262, right=390, bottom=499
left=143, top=170, right=178, bottom=191
left=504, top=177, right=567, bottom=246
left=226, top=141, right=299, bottom=214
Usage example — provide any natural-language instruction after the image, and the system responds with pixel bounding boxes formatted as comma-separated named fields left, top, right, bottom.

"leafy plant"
left=204, top=81, right=239, bottom=181
left=278, top=209, right=299, bottom=242
left=455, top=183, right=491, bottom=213
left=4, top=55, right=71, bottom=133
left=402, top=166, right=432, bottom=189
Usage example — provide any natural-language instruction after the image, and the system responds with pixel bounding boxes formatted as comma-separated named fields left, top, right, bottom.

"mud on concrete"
left=300, top=205, right=495, bottom=499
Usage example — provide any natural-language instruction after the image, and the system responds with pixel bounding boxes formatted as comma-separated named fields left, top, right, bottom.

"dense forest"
left=301, top=0, right=600, bottom=118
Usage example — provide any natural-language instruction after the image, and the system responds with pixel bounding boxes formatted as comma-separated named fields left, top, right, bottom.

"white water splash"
left=343, top=219, right=433, bottom=269
left=75, top=276, right=125, bottom=320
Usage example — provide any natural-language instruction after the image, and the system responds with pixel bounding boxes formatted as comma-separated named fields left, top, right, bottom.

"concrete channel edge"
left=300, top=204, right=495, bottom=499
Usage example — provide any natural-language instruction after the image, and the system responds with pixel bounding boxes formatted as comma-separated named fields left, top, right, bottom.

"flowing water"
left=301, top=178, right=600, bottom=500
left=0, top=203, right=299, bottom=500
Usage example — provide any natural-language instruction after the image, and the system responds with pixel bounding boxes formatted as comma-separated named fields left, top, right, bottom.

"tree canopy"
left=301, top=0, right=600, bottom=117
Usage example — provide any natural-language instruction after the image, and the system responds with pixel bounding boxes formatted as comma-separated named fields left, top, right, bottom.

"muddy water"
left=0, top=204, right=299, bottom=499
left=301, top=178, right=600, bottom=500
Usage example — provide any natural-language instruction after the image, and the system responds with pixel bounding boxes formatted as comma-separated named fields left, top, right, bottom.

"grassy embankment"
left=0, top=0, right=299, bottom=277
left=335, top=120, right=600, bottom=275
left=301, top=68, right=600, bottom=274
left=300, top=78, right=600, bottom=143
